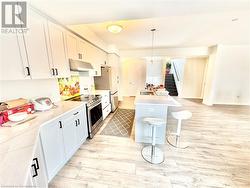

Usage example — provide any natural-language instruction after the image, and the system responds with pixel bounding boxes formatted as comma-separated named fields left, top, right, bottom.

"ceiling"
left=29, top=0, right=250, bottom=49
left=29, top=0, right=250, bottom=25
left=74, top=11, right=250, bottom=49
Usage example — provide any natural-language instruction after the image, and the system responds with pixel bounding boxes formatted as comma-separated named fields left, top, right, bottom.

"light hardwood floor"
left=49, top=97, right=250, bottom=188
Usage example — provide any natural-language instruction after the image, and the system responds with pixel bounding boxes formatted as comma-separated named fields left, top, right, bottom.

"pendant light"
left=150, top=29, right=156, bottom=64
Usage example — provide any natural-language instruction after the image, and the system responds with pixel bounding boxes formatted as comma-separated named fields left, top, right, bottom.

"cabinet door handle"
left=26, top=67, right=31, bottom=76
left=31, top=158, right=39, bottom=178
left=31, top=164, right=38, bottom=177
left=59, top=121, right=63, bottom=128
left=75, top=120, right=78, bottom=127
left=52, top=68, right=55, bottom=76
left=73, top=112, right=79, bottom=115
left=55, top=68, right=58, bottom=76
left=77, top=119, right=80, bottom=125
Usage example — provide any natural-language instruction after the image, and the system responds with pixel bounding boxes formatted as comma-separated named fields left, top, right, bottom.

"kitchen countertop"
left=135, top=90, right=181, bottom=106
left=0, top=101, right=86, bottom=187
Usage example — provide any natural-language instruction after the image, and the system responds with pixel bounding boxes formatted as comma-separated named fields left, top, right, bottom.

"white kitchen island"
left=134, top=90, right=181, bottom=144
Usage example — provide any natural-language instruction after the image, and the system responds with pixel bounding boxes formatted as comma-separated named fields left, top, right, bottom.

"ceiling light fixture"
left=232, top=18, right=239, bottom=22
left=150, top=28, right=156, bottom=64
left=107, top=24, right=123, bottom=34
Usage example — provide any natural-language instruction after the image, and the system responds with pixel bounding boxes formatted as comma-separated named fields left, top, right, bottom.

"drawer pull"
left=73, top=112, right=79, bottom=115
left=59, top=121, right=63, bottom=128
left=77, top=119, right=80, bottom=125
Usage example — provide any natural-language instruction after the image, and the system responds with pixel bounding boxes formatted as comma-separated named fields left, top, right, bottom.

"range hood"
left=69, top=59, right=94, bottom=72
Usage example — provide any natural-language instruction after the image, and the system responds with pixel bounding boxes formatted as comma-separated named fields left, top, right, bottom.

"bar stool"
left=141, top=117, right=166, bottom=164
left=167, top=110, right=192, bottom=149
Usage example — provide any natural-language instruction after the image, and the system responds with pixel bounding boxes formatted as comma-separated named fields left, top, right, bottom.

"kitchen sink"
left=140, top=91, right=154, bottom=95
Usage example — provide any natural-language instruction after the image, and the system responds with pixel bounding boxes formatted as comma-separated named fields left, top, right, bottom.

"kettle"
left=31, top=97, right=53, bottom=111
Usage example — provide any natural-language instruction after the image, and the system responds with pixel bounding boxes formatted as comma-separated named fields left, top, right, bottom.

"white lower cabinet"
left=96, top=90, right=111, bottom=120
left=40, top=106, right=88, bottom=182
left=103, top=104, right=111, bottom=120
left=40, top=119, right=65, bottom=182
left=26, top=139, right=48, bottom=187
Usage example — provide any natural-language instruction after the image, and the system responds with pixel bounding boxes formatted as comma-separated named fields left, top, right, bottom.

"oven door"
left=87, top=102, right=103, bottom=138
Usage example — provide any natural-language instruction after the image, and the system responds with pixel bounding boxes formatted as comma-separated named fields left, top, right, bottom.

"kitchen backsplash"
left=0, top=74, right=95, bottom=102
left=58, top=76, right=80, bottom=100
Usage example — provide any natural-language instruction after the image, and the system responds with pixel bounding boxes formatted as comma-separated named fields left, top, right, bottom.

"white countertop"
left=0, top=101, right=86, bottom=186
left=135, top=91, right=181, bottom=106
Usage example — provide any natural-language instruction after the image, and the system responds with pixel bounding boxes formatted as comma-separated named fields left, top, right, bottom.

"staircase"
left=165, top=74, right=178, bottom=96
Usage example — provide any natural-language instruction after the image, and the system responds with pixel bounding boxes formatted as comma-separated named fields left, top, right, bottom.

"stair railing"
left=172, top=62, right=180, bottom=81
left=171, top=61, right=181, bottom=95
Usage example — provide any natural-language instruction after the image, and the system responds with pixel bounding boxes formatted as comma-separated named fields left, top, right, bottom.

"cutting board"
left=5, top=98, right=29, bottom=109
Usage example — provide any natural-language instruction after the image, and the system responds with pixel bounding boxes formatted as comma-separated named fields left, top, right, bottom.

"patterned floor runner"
left=100, top=108, right=135, bottom=137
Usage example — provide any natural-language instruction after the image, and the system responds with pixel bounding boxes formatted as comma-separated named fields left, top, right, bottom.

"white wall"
left=0, top=79, right=61, bottom=102
left=120, top=47, right=209, bottom=59
left=203, top=46, right=218, bottom=105
left=203, top=45, right=250, bottom=105
left=146, top=59, right=165, bottom=86
left=213, top=45, right=250, bottom=105
left=181, top=58, right=207, bottom=98
left=120, top=58, right=146, bottom=96
left=0, top=74, right=95, bottom=102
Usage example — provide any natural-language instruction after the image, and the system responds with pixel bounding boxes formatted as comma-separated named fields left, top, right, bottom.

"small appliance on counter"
left=31, top=97, right=53, bottom=111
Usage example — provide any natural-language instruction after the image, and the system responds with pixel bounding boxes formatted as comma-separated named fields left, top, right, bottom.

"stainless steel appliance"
left=67, top=95, right=103, bottom=138
left=94, top=66, right=118, bottom=112
left=69, top=59, right=94, bottom=72
left=31, top=97, right=53, bottom=111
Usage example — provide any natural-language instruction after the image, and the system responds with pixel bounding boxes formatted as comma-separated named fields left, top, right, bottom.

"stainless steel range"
left=67, top=94, right=103, bottom=138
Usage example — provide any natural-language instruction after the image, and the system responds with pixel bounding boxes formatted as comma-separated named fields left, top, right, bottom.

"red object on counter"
left=0, top=103, right=34, bottom=125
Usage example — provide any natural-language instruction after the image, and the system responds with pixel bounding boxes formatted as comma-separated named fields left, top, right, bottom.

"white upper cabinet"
left=77, top=40, right=85, bottom=60
left=65, top=32, right=78, bottom=60
left=47, top=21, right=70, bottom=78
left=22, top=8, right=52, bottom=79
left=0, top=33, right=30, bottom=80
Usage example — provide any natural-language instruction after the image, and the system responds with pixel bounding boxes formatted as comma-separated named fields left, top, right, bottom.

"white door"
left=22, top=8, right=51, bottom=79
left=47, top=21, right=70, bottom=77
left=66, top=33, right=78, bottom=60
left=62, top=114, right=78, bottom=161
left=75, top=108, right=88, bottom=145
left=40, top=120, right=65, bottom=182
left=0, top=33, right=30, bottom=80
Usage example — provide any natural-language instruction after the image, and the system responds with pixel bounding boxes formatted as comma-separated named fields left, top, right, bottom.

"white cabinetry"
left=0, top=33, right=29, bottom=80
left=77, top=40, right=85, bottom=60
left=40, top=119, right=65, bottom=182
left=135, top=103, right=167, bottom=145
left=26, top=139, right=48, bottom=187
left=65, top=32, right=78, bottom=60
left=22, top=8, right=52, bottom=79
left=95, top=90, right=111, bottom=119
left=47, top=21, right=70, bottom=77
left=40, top=106, right=88, bottom=182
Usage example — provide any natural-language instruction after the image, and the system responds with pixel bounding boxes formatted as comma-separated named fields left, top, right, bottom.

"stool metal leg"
left=167, top=120, right=189, bottom=149
left=141, top=125, right=164, bottom=164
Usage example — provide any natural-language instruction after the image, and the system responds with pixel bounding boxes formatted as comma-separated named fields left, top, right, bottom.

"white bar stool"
left=141, top=117, right=166, bottom=164
left=167, top=110, right=192, bottom=149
